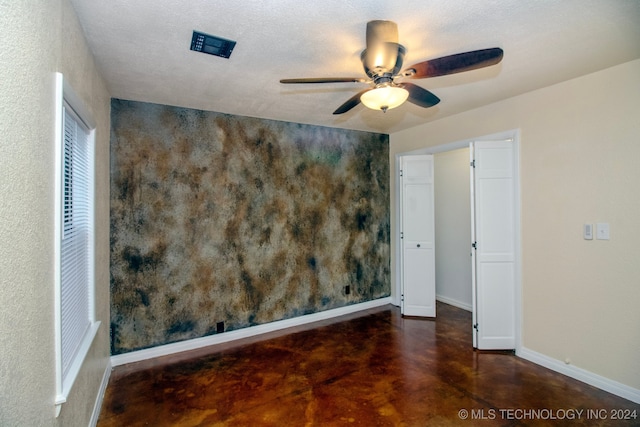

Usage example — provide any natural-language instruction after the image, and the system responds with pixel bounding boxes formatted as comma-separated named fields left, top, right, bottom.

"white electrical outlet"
left=583, top=224, right=593, bottom=240
left=596, top=223, right=610, bottom=240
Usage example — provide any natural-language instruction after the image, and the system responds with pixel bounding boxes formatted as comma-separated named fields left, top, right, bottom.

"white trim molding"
left=517, top=346, right=640, bottom=404
left=436, top=295, right=472, bottom=312
left=89, top=360, right=112, bottom=427
left=111, top=297, right=392, bottom=367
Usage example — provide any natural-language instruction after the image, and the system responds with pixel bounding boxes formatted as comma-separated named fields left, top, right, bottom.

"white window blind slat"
left=59, top=104, right=94, bottom=388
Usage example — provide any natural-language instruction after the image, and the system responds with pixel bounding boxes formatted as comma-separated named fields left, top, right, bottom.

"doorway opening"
left=394, top=129, right=521, bottom=351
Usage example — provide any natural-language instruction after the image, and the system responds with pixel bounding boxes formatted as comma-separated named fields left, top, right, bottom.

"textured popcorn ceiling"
left=70, top=0, right=640, bottom=133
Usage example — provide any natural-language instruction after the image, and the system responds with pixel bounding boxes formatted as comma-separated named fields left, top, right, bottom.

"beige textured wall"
left=0, top=0, right=111, bottom=425
left=390, top=59, right=640, bottom=390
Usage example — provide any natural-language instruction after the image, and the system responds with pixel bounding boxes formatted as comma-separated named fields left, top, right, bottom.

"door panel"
left=402, top=246, right=435, bottom=316
left=403, top=183, right=434, bottom=243
left=476, top=178, right=515, bottom=260
left=477, top=262, right=515, bottom=347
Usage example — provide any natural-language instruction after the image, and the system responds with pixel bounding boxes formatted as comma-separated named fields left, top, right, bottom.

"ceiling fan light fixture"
left=361, top=86, right=409, bottom=112
left=280, top=20, right=504, bottom=116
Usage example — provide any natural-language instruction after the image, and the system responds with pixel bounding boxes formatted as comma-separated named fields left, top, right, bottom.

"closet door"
left=471, top=141, right=516, bottom=349
left=400, top=155, right=435, bottom=317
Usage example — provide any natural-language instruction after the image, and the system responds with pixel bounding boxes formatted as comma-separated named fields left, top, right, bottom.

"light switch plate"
left=583, top=224, right=593, bottom=240
left=596, top=223, right=610, bottom=240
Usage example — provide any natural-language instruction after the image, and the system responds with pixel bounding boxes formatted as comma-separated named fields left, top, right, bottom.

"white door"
left=470, top=147, right=478, bottom=348
left=471, top=141, right=516, bottom=349
left=400, top=155, right=436, bottom=317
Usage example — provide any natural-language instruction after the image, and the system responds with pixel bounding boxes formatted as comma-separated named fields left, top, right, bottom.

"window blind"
left=60, top=105, right=93, bottom=379
left=54, top=73, right=99, bottom=414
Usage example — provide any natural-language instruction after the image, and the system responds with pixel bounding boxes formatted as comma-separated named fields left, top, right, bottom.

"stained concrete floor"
left=97, top=302, right=639, bottom=426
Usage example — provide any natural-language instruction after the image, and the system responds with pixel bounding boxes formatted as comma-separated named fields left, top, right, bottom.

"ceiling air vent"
left=190, top=31, right=236, bottom=59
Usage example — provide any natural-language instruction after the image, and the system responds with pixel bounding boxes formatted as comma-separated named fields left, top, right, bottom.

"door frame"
left=393, top=129, right=522, bottom=351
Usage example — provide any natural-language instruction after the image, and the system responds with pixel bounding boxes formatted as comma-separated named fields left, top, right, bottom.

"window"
left=54, top=73, right=100, bottom=413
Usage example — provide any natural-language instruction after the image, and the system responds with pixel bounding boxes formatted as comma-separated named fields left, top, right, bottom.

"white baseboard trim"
left=517, top=346, right=640, bottom=404
left=436, top=295, right=472, bottom=312
left=111, top=297, right=392, bottom=367
left=89, top=359, right=112, bottom=427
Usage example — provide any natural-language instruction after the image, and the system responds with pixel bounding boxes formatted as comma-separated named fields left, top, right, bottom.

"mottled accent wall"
left=110, top=99, right=390, bottom=354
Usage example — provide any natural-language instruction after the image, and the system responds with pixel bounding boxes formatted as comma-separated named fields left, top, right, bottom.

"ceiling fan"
left=280, top=20, right=504, bottom=114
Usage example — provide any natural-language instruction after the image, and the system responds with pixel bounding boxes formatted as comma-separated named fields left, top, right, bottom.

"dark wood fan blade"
left=280, top=77, right=368, bottom=84
left=333, top=89, right=372, bottom=115
left=403, top=48, right=504, bottom=79
left=398, top=83, right=440, bottom=108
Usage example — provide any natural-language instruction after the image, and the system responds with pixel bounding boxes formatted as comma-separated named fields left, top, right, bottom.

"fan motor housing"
left=361, top=44, right=406, bottom=80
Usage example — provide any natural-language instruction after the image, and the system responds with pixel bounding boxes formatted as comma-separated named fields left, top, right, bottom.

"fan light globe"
left=361, top=86, right=409, bottom=112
